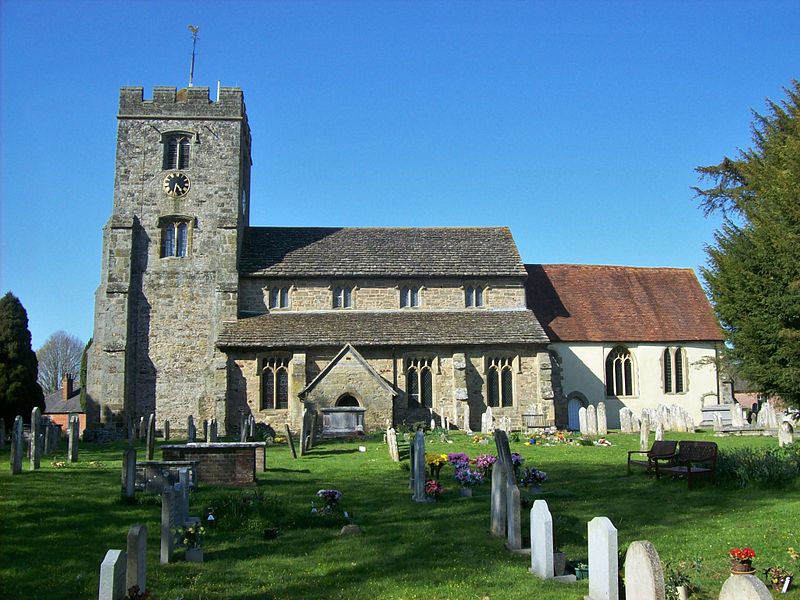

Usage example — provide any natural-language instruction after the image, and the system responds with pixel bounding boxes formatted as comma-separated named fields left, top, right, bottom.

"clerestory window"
left=261, top=357, right=289, bottom=410
left=400, top=286, right=421, bottom=308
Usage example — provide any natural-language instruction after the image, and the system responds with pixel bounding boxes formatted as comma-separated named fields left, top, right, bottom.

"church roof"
left=525, top=264, right=724, bottom=343
left=239, top=227, right=527, bottom=277
left=217, top=309, right=548, bottom=348
left=44, top=387, right=83, bottom=414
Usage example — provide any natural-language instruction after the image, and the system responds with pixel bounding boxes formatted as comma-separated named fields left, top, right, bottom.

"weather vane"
left=188, top=25, right=200, bottom=87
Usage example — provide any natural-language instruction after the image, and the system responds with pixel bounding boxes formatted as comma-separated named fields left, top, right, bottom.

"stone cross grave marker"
left=11, top=415, right=23, bottom=474
left=68, top=415, right=79, bottom=463
left=126, top=524, right=147, bottom=593
left=718, top=573, right=773, bottom=600
left=146, top=414, right=156, bottom=460
left=597, top=402, right=607, bottom=436
left=122, top=448, right=137, bottom=499
left=99, top=549, right=127, bottom=600
left=285, top=424, right=297, bottom=459
left=411, top=430, right=431, bottom=502
left=578, top=406, right=588, bottom=435
left=387, top=427, right=400, bottom=462
left=587, top=405, right=598, bottom=436
left=299, top=409, right=308, bottom=456
left=779, top=421, right=794, bottom=447
left=30, top=406, right=41, bottom=470
left=163, top=419, right=170, bottom=441
left=586, top=516, right=618, bottom=600
left=639, top=414, right=651, bottom=451
left=187, top=415, right=196, bottom=442
left=623, top=540, right=665, bottom=600
left=530, top=500, right=554, bottom=579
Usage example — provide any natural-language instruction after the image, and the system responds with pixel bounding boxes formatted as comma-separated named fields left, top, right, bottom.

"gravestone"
left=430, top=417, right=436, bottom=431
left=452, top=401, right=459, bottom=427
left=655, top=422, right=664, bottom=441
left=68, top=415, right=79, bottom=463
left=597, top=402, right=607, bottom=436
left=285, top=424, right=297, bottom=459
left=99, top=549, right=127, bottom=600
left=299, top=409, right=308, bottom=457
left=160, top=486, right=177, bottom=564
left=0, top=417, right=5, bottom=449
left=481, top=411, right=489, bottom=434
left=713, top=413, right=724, bottom=432
left=43, top=419, right=53, bottom=455
left=631, top=414, right=641, bottom=432
left=202, top=419, right=208, bottom=442
left=309, top=413, right=319, bottom=450
left=462, top=403, right=471, bottom=433
left=11, top=415, right=23, bottom=474
left=146, top=414, right=156, bottom=460
left=126, top=524, right=147, bottom=593
left=411, top=430, right=431, bottom=502
left=639, top=414, right=651, bottom=451
left=587, top=405, right=598, bottom=436
left=440, top=412, right=446, bottom=430
left=623, top=540, right=665, bottom=600
left=240, top=415, right=248, bottom=442
left=209, top=419, right=218, bottom=442
left=127, top=415, right=135, bottom=445
left=122, top=448, right=136, bottom=499
left=139, top=416, right=146, bottom=440
left=718, top=573, right=772, bottom=600
left=485, top=406, right=494, bottom=433
left=619, top=408, right=632, bottom=434
left=586, top=516, right=618, bottom=600
left=187, top=415, right=196, bottom=442
left=249, top=415, right=256, bottom=439
left=579, top=407, right=588, bottom=435
left=444, top=416, right=449, bottom=431
left=506, top=484, right=522, bottom=550
left=30, top=406, right=41, bottom=470
left=490, top=460, right=507, bottom=537
left=779, top=421, right=794, bottom=447
left=386, top=427, right=400, bottom=462
left=530, top=500, right=554, bottom=579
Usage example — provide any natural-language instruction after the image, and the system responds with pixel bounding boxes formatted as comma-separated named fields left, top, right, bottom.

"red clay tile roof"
left=525, top=264, right=723, bottom=342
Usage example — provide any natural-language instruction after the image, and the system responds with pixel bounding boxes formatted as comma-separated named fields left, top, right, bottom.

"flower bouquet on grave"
left=519, top=466, right=547, bottom=493
left=510, top=452, right=525, bottom=480
left=181, top=522, right=206, bottom=549
left=764, top=565, right=793, bottom=592
left=425, top=479, right=444, bottom=499
left=315, top=489, right=342, bottom=515
left=729, top=547, right=756, bottom=574
left=474, top=453, right=497, bottom=476
left=447, top=452, right=470, bottom=469
left=454, top=465, right=484, bottom=496
left=425, top=453, right=448, bottom=478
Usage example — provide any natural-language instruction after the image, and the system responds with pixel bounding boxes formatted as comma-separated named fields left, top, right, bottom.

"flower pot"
left=527, top=484, right=543, bottom=494
left=458, top=487, right=473, bottom=497
left=186, top=547, right=204, bottom=563
left=730, top=559, right=754, bottom=575
left=573, top=566, right=589, bottom=580
left=676, top=584, right=689, bottom=600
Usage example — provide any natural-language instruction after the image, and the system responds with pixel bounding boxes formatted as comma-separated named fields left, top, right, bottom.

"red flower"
left=729, top=547, right=756, bottom=561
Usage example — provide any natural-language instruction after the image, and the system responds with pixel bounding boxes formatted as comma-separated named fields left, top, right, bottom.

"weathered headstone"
left=597, top=402, right=607, bottom=436
left=506, top=483, right=522, bottom=550
left=387, top=427, right=400, bottom=462
left=619, top=408, right=632, bottom=434
left=587, top=405, right=598, bottom=436
left=579, top=406, right=588, bottom=436
left=411, top=430, right=431, bottom=502
left=490, top=460, right=507, bottom=537
left=139, top=416, right=146, bottom=440
left=718, top=573, right=773, bottom=600
left=462, top=402, right=471, bottom=433
left=68, top=415, right=79, bottom=463
left=122, top=447, right=137, bottom=499
left=99, top=549, right=127, bottom=600
left=631, top=414, right=641, bottom=432
left=485, top=405, right=494, bottom=433
left=126, top=524, right=147, bottom=593
left=11, top=415, right=23, bottom=474
left=285, top=424, right=297, bottom=459
left=146, top=414, right=155, bottom=460
left=623, top=540, right=665, bottom=600
left=530, top=500, right=554, bottom=579
left=440, top=412, right=446, bottom=430
left=713, top=413, right=724, bottom=432
left=639, top=414, right=651, bottom=451
left=587, top=516, right=618, bottom=600
left=187, top=415, right=196, bottom=442
left=201, top=419, right=207, bottom=442
left=240, top=414, right=248, bottom=443
left=779, top=421, right=794, bottom=447
left=209, top=418, right=218, bottom=442
left=30, top=406, right=41, bottom=470
left=43, top=419, right=53, bottom=455
left=299, top=409, right=308, bottom=457
left=160, top=486, right=177, bottom=564
left=248, top=415, right=256, bottom=439
left=655, top=422, right=664, bottom=442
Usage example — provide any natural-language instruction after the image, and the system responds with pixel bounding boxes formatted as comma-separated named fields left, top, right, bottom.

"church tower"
left=87, top=86, right=252, bottom=431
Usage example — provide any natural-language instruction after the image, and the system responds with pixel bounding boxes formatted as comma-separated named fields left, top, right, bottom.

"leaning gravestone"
left=99, top=549, right=127, bottom=600
left=779, top=421, right=794, bottom=447
left=11, top=415, right=23, bottom=474
left=587, top=516, right=618, bottom=600
left=718, top=573, right=773, bottom=600
left=122, top=447, right=136, bottom=499
left=126, top=524, right=147, bottom=593
left=146, top=414, right=156, bottom=460
left=579, top=406, right=588, bottom=436
left=68, top=416, right=79, bottom=463
left=387, top=427, right=400, bottom=462
left=597, top=402, right=608, bottom=436
left=30, top=406, right=41, bottom=470
left=530, top=500, right=554, bottom=579
left=411, top=430, right=431, bottom=502
left=624, top=540, right=665, bottom=600
left=494, top=430, right=522, bottom=550
left=299, top=409, right=308, bottom=457
left=285, top=424, right=297, bottom=459
left=587, top=405, right=598, bottom=436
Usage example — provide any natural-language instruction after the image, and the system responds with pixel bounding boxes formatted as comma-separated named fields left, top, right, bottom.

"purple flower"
left=447, top=452, right=470, bottom=467
left=474, top=454, right=497, bottom=471
left=510, top=453, right=525, bottom=467
left=520, top=467, right=547, bottom=486
left=454, top=465, right=484, bottom=487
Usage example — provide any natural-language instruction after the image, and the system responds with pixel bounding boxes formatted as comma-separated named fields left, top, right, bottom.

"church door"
left=567, top=398, right=582, bottom=431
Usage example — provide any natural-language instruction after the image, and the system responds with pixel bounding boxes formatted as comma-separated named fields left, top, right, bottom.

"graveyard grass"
left=1, top=432, right=799, bottom=599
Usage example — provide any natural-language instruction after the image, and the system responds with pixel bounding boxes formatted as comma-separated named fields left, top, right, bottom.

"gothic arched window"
left=160, top=217, right=192, bottom=258
left=406, top=358, right=433, bottom=408
left=605, top=346, right=634, bottom=397
left=664, top=347, right=687, bottom=394
left=261, top=357, right=289, bottom=410
left=164, top=135, right=191, bottom=170
left=487, top=357, right=513, bottom=407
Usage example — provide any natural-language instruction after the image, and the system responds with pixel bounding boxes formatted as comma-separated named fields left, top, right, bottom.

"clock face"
left=162, top=172, right=191, bottom=198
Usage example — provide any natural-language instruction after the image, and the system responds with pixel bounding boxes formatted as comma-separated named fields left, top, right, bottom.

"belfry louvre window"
left=605, top=346, right=635, bottom=397
left=400, top=286, right=420, bottom=308
left=333, top=286, right=353, bottom=309
left=164, top=135, right=191, bottom=170
left=269, top=287, right=290, bottom=309
left=465, top=285, right=484, bottom=308
left=161, top=221, right=190, bottom=258
left=406, top=358, right=433, bottom=408
left=487, top=357, right=514, bottom=407
left=261, top=357, right=289, bottom=410
left=664, top=347, right=686, bottom=393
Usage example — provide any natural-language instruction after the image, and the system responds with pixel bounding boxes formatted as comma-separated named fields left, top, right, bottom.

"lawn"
left=1, top=430, right=798, bottom=599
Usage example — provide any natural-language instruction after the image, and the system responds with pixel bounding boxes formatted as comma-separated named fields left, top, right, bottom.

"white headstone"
left=639, top=414, right=651, bottom=451
left=579, top=407, right=588, bottom=436
left=529, top=500, right=554, bottom=579
left=485, top=406, right=494, bottom=433
left=98, top=549, right=127, bottom=600
left=386, top=427, right=400, bottom=462
left=126, top=524, right=147, bottom=593
left=713, top=413, right=724, bottom=432
left=779, top=421, right=794, bottom=447
left=587, top=516, right=618, bottom=600
left=623, top=540, right=665, bottom=600
left=430, top=418, right=436, bottom=431
left=655, top=422, right=664, bottom=441
left=463, top=403, right=471, bottom=434
left=718, top=574, right=773, bottom=600
left=619, top=408, right=632, bottom=434
left=586, top=405, right=598, bottom=436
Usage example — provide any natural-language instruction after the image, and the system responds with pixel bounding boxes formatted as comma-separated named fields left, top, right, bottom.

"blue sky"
left=1, top=0, right=798, bottom=350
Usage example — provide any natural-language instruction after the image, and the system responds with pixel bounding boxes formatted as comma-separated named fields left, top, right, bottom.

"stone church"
left=87, top=85, right=722, bottom=435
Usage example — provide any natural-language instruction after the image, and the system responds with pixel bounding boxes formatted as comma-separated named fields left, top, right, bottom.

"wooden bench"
left=522, top=413, right=548, bottom=433
left=627, top=440, right=678, bottom=474
left=654, top=441, right=718, bottom=488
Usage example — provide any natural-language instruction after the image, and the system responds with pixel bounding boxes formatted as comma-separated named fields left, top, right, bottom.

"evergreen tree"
left=0, top=292, right=45, bottom=426
left=695, top=81, right=800, bottom=406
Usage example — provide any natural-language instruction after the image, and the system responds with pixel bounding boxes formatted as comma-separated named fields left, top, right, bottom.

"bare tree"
left=36, top=331, right=84, bottom=394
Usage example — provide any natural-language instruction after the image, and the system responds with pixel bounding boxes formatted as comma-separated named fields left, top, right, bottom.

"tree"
left=36, top=330, right=84, bottom=394
left=694, top=81, right=800, bottom=406
left=0, top=292, right=44, bottom=427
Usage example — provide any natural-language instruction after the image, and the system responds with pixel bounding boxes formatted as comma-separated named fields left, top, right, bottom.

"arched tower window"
left=164, top=134, right=192, bottom=170
left=261, top=357, right=289, bottom=410
left=605, top=346, right=634, bottom=397
left=159, top=217, right=193, bottom=258
left=406, top=358, right=433, bottom=408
